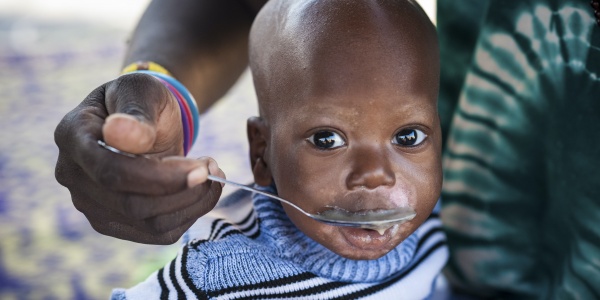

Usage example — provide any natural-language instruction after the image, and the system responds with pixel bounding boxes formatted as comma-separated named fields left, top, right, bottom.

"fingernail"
left=203, top=160, right=223, bottom=188
left=106, top=113, right=141, bottom=124
left=187, top=167, right=208, bottom=188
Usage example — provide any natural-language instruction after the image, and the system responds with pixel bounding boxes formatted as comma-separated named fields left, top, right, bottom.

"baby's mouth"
left=317, top=206, right=416, bottom=235
left=339, top=224, right=401, bottom=251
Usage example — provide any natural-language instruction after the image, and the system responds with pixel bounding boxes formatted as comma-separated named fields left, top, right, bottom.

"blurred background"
left=0, top=0, right=435, bottom=299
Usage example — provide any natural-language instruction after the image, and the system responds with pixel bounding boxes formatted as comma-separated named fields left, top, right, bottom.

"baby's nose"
left=345, top=145, right=395, bottom=190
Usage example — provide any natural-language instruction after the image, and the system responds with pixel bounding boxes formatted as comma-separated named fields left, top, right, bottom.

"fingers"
left=103, top=73, right=182, bottom=155
left=113, top=158, right=224, bottom=220
left=188, top=157, right=226, bottom=188
left=65, top=153, right=224, bottom=220
left=82, top=196, right=200, bottom=245
left=89, top=150, right=208, bottom=196
left=67, top=164, right=222, bottom=244
left=142, top=180, right=222, bottom=233
left=77, top=182, right=221, bottom=243
left=118, top=157, right=224, bottom=219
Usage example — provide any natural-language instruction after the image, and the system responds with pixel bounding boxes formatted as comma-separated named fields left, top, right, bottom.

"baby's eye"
left=392, top=128, right=427, bottom=146
left=308, top=131, right=346, bottom=149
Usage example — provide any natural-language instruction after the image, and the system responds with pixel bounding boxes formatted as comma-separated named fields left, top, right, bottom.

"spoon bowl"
left=207, top=175, right=417, bottom=231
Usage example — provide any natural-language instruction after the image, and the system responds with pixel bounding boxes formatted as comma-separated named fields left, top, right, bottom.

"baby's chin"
left=283, top=206, right=413, bottom=260
left=324, top=224, right=408, bottom=260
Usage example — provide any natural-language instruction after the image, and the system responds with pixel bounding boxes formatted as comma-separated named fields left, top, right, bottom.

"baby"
left=113, top=0, right=447, bottom=298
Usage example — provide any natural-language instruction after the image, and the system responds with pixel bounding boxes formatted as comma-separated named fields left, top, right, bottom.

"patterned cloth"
left=438, top=0, right=600, bottom=298
left=112, top=188, right=449, bottom=299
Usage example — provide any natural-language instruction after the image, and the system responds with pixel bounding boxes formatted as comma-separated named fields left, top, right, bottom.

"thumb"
left=102, top=73, right=180, bottom=155
left=103, top=113, right=156, bottom=154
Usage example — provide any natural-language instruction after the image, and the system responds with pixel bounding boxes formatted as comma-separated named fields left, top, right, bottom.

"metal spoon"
left=97, top=140, right=417, bottom=231
left=206, top=175, right=416, bottom=231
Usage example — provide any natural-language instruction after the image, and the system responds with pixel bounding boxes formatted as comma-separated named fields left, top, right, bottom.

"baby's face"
left=248, top=0, right=441, bottom=260
left=258, top=49, right=442, bottom=260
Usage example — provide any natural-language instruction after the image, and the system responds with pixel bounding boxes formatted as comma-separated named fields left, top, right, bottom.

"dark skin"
left=248, top=0, right=441, bottom=260
left=54, top=0, right=266, bottom=244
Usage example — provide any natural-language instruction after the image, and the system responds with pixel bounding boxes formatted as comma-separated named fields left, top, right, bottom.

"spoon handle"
left=207, top=175, right=311, bottom=217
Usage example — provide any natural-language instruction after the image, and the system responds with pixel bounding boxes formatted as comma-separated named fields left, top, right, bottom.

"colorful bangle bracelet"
left=154, top=77, right=194, bottom=154
left=120, top=62, right=199, bottom=156
left=135, top=70, right=200, bottom=147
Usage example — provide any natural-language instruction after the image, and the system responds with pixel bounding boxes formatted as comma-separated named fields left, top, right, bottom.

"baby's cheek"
left=285, top=206, right=337, bottom=240
left=412, top=167, right=442, bottom=211
left=397, top=220, right=420, bottom=240
left=311, top=224, right=339, bottom=246
left=283, top=205, right=331, bottom=239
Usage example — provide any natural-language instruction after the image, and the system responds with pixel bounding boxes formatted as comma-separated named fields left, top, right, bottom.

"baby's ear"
left=247, top=117, right=272, bottom=186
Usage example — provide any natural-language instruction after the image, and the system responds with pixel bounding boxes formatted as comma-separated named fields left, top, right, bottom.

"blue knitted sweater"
left=112, top=186, right=448, bottom=299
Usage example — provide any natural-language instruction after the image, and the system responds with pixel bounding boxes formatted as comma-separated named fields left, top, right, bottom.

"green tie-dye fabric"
left=438, top=0, right=600, bottom=299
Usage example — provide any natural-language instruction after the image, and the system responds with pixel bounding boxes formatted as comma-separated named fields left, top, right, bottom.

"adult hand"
left=54, top=73, right=224, bottom=244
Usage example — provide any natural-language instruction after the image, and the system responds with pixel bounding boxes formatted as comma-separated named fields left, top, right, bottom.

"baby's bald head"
left=249, top=0, right=438, bottom=122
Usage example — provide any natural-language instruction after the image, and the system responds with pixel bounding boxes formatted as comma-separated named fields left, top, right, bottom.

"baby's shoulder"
left=177, top=228, right=304, bottom=296
left=178, top=190, right=305, bottom=291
